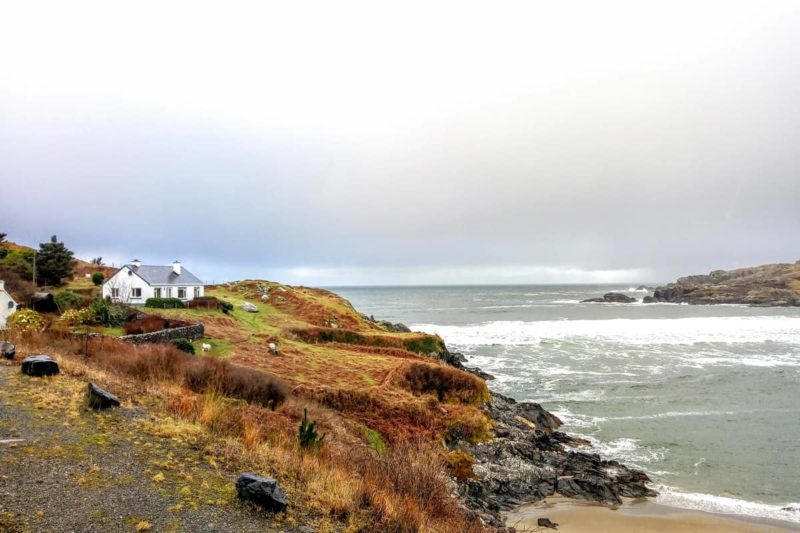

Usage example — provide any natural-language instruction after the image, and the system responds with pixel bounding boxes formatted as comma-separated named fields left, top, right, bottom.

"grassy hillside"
left=3, top=279, right=491, bottom=531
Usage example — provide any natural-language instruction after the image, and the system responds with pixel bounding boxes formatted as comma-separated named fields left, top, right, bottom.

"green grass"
left=192, top=338, right=232, bottom=358
left=363, top=426, right=386, bottom=455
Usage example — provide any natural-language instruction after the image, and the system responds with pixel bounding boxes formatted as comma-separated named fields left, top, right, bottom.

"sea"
left=332, top=284, right=800, bottom=525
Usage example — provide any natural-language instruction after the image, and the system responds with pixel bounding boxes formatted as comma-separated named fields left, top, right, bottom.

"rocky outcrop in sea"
left=644, top=261, right=800, bottom=306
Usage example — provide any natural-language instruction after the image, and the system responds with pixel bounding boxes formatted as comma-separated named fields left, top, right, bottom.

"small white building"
left=0, top=280, right=17, bottom=329
left=102, top=260, right=205, bottom=305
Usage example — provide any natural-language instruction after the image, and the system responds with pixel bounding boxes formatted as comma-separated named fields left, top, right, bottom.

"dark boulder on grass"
left=86, top=383, right=120, bottom=410
left=1, top=341, right=15, bottom=360
left=21, top=355, right=59, bottom=377
left=236, top=473, right=287, bottom=513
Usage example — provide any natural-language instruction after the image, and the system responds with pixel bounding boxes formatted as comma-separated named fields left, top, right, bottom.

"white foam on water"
left=655, top=487, right=800, bottom=524
left=411, top=316, right=800, bottom=348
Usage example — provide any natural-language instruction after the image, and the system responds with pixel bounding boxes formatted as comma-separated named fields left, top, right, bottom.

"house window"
left=111, top=288, right=120, bottom=299
left=165, top=288, right=172, bottom=298
left=193, top=287, right=200, bottom=298
left=178, top=287, right=187, bottom=299
left=154, top=288, right=162, bottom=298
left=132, top=288, right=142, bottom=299
left=7, top=301, right=13, bottom=310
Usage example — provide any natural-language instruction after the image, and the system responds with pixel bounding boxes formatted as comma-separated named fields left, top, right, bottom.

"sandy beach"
left=505, top=497, right=798, bottom=532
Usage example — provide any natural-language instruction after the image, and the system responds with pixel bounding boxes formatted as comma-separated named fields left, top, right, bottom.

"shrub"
left=400, top=363, right=489, bottom=405
left=55, top=290, right=85, bottom=311
left=145, top=297, right=185, bottom=309
left=123, top=315, right=180, bottom=335
left=90, top=299, right=128, bottom=326
left=91, top=272, right=104, bottom=286
left=298, top=407, right=326, bottom=449
left=171, top=338, right=195, bottom=354
left=184, top=358, right=287, bottom=409
left=219, top=300, right=233, bottom=314
left=59, top=308, right=93, bottom=326
left=185, top=296, right=220, bottom=310
left=446, top=450, right=477, bottom=480
left=403, top=335, right=446, bottom=355
left=6, top=309, right=46, bottom=334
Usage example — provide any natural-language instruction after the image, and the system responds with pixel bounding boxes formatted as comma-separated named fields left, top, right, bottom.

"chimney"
left=172, top=260, right=181, bottom=275
left=131, top=259, right=142, bottom=268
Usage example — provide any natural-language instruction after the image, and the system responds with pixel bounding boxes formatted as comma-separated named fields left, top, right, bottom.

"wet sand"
left=505, top=497, right=798, bottom=532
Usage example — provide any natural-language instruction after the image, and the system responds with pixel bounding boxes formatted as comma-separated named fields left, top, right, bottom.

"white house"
left=0, top=280, right=17, bottom=329
left=102, top=260, right=205, bottom=305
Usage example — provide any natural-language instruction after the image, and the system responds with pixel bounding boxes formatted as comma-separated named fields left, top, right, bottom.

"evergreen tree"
left=37, top=235, right=75, bottom=286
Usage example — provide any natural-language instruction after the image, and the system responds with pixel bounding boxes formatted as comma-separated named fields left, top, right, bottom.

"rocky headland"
left=441, top=352, right=655, bottom=528
left=644, top=261, right=800, bottom=306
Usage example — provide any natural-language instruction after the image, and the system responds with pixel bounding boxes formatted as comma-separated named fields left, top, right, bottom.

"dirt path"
left=0, top=363, right=283, bottom=533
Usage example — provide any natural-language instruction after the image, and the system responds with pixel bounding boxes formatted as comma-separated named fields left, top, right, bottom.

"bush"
left=185, top=296, right=220, bottom=310
left=220, top=300, right=233, bottom=314
left=145, top=297, right=184, bottom=309
left=59, top=308, right=93, bottom=326
left=298, top=407, right=326, bottom=449
left=122, top=315, right=187, bottom=335
left=6, top=309, right=46, bottom=334
left=400, top=363, right=489, bottom=405
left=91, top=272, right=104, bottom=286
left=55, top=290, right=85, bottom=311
left=90, top=299, right=129, bottom=327
left=184, top=358, right=287, bottom=409
left=171, top=338, right=195, bottom=354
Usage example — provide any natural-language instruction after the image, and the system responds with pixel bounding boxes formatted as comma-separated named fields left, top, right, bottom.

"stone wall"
left=119, top=323, right=204, bottom=345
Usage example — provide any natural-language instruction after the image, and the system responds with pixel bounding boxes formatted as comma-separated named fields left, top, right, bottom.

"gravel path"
left=0, top=363, right=286, bottom=532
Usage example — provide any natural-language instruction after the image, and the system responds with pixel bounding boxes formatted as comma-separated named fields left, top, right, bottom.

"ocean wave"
left=655, top=487, right=800, bottom=524
left=411, top=316, right=800, bottom=348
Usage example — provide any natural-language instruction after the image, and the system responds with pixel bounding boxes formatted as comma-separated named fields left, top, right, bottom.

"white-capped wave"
left=655, top=487, right=800, bottom=524
left=411, top=316, right=800, bottom=348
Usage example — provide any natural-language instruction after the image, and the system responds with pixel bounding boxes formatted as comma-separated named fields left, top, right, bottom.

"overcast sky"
left=2, top=1, right=799, bottom=285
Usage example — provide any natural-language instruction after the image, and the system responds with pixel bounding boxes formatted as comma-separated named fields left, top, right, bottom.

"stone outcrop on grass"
left=21, top=355, right=60, bottom=377
left=87, top=382, right=121, bottom=410
left=242, top=302, right=259, bottom=313
left=235, top=473, right=287, bottom=513
left=1, top=341, right=15, bottom=360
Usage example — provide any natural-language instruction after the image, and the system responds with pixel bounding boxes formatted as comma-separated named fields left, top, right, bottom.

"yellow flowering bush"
left=7, top=309, right=46, bottom=334
left=58, top=308, right=94, bottom=326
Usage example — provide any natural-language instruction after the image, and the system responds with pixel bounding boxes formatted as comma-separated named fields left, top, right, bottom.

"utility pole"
left=32, top=250, right=37, bottom=286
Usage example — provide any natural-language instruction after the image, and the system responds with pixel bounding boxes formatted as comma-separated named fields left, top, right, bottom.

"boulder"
left=0, top=341, right=15, bottom=360
left=556, top=475, right=621, bottom=504
left=86, top=383, right=121, bottom=410
left=581, top=292, right=637, bottom=303
left=21, top=355, right=60, bottom=377
left=538, top=517, right=558, bottom=529
left=235, top=472, right=287, bottom=512
left=242, top=302, right=259, bottom=313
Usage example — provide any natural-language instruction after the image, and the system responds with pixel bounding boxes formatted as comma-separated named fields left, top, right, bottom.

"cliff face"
left=645, top=261, right=800, bottom=306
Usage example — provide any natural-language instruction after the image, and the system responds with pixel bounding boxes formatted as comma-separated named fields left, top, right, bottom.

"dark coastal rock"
left=86, top=383, right=120, bottom=410
left=236, top=472, right=287, bottom=513
left=378, top=320, right=411, bottom=333
left=1, top=341, right=15, bottom=360
left=538, top=517, right=558, bottom=529
left=647, top=262, right=800, bottom=306
left=465, top=366, right=495, bottom=380
left=581, top=292, right=637, bottom=303
left=21, top=355, right=59, bottom=377
left=455, top=392, right=655, bottom=528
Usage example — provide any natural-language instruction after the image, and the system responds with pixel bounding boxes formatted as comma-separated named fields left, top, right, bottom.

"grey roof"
left=127, top=265, right=204, bottom=286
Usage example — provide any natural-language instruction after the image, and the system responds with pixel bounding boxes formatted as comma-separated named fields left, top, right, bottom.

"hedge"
left=145, top=297, right=185, bottom=309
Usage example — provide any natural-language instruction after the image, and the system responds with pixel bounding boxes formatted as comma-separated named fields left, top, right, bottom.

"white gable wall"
left=102, top=266, right=204, bottom=305
left=0, top=284, right=17, bottom=329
